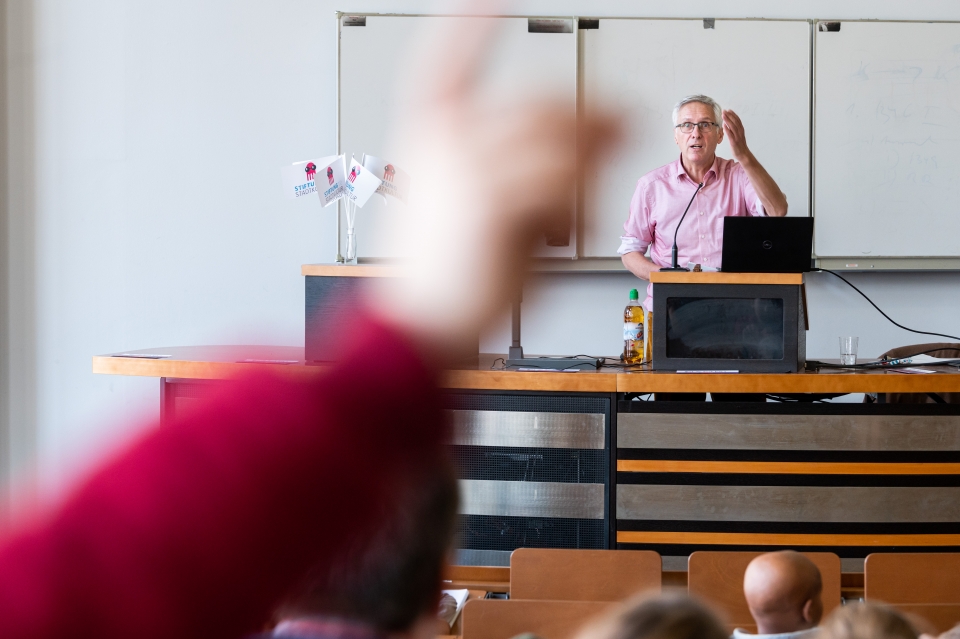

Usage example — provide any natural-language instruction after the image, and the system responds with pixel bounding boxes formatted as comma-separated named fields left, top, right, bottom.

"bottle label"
left=623, top=322, right=641, bottom=341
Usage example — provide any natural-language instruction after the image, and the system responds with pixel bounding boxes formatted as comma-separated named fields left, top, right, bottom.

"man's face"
left=674, top=102, right=723, bottom=167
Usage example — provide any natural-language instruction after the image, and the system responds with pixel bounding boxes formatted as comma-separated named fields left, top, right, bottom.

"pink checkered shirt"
left=618, top=155, right=767, bottom=310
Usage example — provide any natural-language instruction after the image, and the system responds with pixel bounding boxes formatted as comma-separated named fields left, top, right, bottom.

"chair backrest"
left=865, top=553, right=960, bottom=633
left=875, top=343, right=960, bottom=404
left=880, top=343, right=960, bottom=361
left=510, top=548, right=661, bottom=601
left=688, top=551, right=842, bottom=631
left=443, top=564, right=511, bottom=592
left=461, top=599, right=613, bottom=639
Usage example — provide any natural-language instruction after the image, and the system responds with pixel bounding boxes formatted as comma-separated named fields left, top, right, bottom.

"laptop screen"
left=721, top=217, right=814, bottom=273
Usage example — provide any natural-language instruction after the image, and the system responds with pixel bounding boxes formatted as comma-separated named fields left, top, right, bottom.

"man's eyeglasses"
left=675, top=122, right=719, bottom=132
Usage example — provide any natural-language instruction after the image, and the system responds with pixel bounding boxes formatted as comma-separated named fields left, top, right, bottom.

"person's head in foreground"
left=819, top=602, right=917, bottom=639
left=740, top=551, right=823, bottom=637
left=265, top=463, right=459, bottom=639
left=576, top=591, right=728, bottom=639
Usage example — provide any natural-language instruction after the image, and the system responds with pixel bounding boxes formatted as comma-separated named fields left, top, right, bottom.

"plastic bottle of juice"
left=644, top=310, right=653, bottom=363
left=623, top=289, right=644, bottom=364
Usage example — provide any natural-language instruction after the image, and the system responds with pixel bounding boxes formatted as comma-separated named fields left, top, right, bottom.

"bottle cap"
left=629, top=289, right=639, bottom=301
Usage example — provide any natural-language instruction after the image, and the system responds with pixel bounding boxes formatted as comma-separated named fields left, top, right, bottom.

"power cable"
left=814, top=268, right=960, bottom=343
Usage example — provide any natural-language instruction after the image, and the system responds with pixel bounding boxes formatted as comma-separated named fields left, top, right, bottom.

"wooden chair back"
left=688, top=551, right=842, bottom=631
left=872, top=343, right=960, bottom=404
left=443, top=564, right=511, bottom=593
left=865, top=553, right=960, bottom=632
left=461, top=599, right=612, bottom=639
left=510, top=548, right=661, bottom=601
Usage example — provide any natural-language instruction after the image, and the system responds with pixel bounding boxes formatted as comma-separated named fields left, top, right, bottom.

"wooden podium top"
left=649, top=272, right=803, bottom=285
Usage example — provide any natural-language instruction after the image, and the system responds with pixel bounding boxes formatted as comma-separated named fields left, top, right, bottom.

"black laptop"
left=721, top=216, right=814, bottom=273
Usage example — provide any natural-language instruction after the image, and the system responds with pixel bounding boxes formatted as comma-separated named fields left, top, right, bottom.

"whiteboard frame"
left=333, top=12, right=960, bottom=272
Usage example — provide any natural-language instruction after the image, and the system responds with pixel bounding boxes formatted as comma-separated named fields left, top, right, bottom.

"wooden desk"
left=89, top=262, right=960, bottom=568
left=93, top=347, right=960, bottom=394
left=94, top=347, right=960, bottom=564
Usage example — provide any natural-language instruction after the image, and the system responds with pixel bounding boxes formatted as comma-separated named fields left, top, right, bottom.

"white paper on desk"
left=441, top=589, right=469, bottom=625
left=345, top=157, right=383, bottom=207
left=906, top=354, right=960, bottom=365
left=281, top=156, right=338, bottom=201
left=893, top=367, right=937, bottom=374
left=362, top=154, right=410, bottom=203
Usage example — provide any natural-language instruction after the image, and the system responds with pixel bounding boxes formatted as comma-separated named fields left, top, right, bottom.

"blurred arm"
left=0, top=314, right=444, bottom=639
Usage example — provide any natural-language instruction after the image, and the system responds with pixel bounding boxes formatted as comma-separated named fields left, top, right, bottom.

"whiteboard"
left=581, top=19, right=811, bottom=257
left=815, top=21, right=960, bottom=258
left=339, top=15, right=577, bottom=259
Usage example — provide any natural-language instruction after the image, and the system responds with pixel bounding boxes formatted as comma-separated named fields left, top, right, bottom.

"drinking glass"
left=839, top=336, right=859, bottom=366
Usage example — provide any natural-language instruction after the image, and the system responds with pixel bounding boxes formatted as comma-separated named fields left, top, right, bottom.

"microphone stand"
left=659, top=182, right=704, bottom=272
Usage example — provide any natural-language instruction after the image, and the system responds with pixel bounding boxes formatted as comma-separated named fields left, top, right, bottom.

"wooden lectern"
left=649, top=272, right=807, bottom=373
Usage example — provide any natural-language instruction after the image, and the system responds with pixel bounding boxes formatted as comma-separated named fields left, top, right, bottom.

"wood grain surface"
left=865, top=553, right=960, bottom=603
left=618, top=532, right=960, bottom=546
left=91, top=346, right=318, bottom=380
left=649, top=272, right=803, bottom=285
left=615, top=369, right=960, bottom=394
left=510, top=548, right=661, bottom=601
left=94, top=347, right=960, bottom=393
left=300, top=263, right=400, bottom=277
left=461, top=599, right=613, bottom=639
left=617, top=460, right=960, bottom=475
left=443, top=565, right=510, bottom=593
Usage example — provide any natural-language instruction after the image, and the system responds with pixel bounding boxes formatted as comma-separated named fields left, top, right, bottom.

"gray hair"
left=672, top=95, right=722, bottom=126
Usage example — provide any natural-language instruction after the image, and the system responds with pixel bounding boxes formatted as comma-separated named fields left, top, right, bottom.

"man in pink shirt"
left=619, top=95, right=788, bottom=310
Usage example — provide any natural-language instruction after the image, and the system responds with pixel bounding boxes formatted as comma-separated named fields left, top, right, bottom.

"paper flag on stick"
left=316, top=156, right=347, bottom=206
left=362, top=155, right=410, bottom=203
left=281, top=155, right=342, bottom=202
left=345, top=157, right=383, bottom=207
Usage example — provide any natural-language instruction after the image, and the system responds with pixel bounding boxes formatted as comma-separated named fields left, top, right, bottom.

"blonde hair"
left=576, top=592, right=728, bottom=639
left=819, top=602, right=917, bottom=639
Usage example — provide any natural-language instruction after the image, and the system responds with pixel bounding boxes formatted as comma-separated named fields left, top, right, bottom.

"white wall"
left=5, top=0, right=960, bottom=500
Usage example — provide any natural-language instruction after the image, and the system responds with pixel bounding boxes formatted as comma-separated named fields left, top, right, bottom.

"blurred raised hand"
left=373, top=6, right=621, bottom=361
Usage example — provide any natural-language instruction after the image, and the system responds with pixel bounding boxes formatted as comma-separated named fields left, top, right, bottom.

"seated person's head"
left=576, top=592, right=729, bottom=639
left=272, top=462, right=459, bottom=639
left=743, top=551, right=823, bottom=635
left=819, top=602, right=917, bottom=639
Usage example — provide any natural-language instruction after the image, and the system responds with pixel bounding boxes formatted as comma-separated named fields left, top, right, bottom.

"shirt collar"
left=732, top=627, right=820, bottom=639
left=675, top=155, right=719, bottom=184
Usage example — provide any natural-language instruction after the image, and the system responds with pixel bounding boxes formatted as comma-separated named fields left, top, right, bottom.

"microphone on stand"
left=659, top=182, right=704, bottom=272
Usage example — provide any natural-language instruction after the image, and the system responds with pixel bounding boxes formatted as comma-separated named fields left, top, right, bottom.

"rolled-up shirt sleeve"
left=737, top=163, right=769, bottom=217
left=617, top=180, right=654, bottom=255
